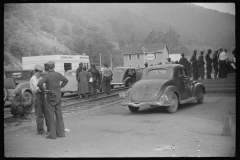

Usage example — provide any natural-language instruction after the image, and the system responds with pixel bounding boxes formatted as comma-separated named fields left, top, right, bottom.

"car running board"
left=180, top=97, right=197, bottom=104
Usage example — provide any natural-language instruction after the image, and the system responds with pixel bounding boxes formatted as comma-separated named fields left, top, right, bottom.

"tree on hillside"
left=144, top=29, right=157, bottom=45
left=156, top=31, right=165, bottom=44
left=163, top=26, right=181, bottom=53
left=71, top=24, right=85, bottom=36
left=60, top=23, right=70, bottom=36
left=37, top=13, right=56, bottom=33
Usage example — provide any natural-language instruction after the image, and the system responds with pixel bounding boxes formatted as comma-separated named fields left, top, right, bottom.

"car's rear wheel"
left=197, top=89, right=204, bottom=104
left=128, top=105, right=139, bottom=112
left=23, top=91, right=33, bottom=104
left=167, top=93, right=178, bottom=114
left=4, top=88, right=8, bottom=105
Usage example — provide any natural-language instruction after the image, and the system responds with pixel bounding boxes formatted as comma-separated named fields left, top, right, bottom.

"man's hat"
left=35, top=64, right=44, bottom=71
left=14, top=88, right=22, bottom=96
left=181, top=53, right=184, bottom=56
left=193, top=49, right=197, bottom=53
left=79, top=62, right=83, bottom=65
left=200, top=51, right=204, bottom=54
left=167, top=57, right=171, bottom=60
left=90, top=63, right=96, bottom=66
left=207, top=49, right=212, bottom=53
left=46, top=61, right=55, bottom=69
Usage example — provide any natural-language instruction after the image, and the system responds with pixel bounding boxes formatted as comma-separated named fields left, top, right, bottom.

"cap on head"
left=200, top=51, right=204, bottom=54
left=167, top=57, right=171, bottom=60
left=47, top=61, right=55, bottom=69
left=181, top=53, right=184, bottom=57
left=91, top=63, right=95, bottom=67
left=14, top=88, right=22, bottom=96
left=208, top=49, right=212, bottom=53
left=79, top=62, right=83, bottom=66
left=35, top=64, right=44, bottom=71
left=193, top=50, right=197, bottom=53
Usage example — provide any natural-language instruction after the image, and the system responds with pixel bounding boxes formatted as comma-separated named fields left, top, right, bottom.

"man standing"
left=218, top=48, right=228, bottom=78
left=37, top=61, right=68, bottom=139
left=88, top=64, right=101, bottom=98
left=190, top=50, right=198, bottom=80
left=205, top=49, right=213, bottom=79
left=197, top=51, right=205, bottom=80
left=212, top=49, right=219, bottom=79
left=102, top=63, right=112, bottom=95
left=76, top=62, right=83, bottom=81
left=78, top=66, right=90, bottom=100
left=30, top=64, right=50, bottom=134
left=179, top=53, right=191, bottom=76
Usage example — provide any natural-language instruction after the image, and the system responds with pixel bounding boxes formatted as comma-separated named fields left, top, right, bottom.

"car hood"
left=130, top=79, right=168, bottom=102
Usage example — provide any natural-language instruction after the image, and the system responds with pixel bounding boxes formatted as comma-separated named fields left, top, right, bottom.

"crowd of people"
left=76, top=62, right=113, bottom=101
left=144, top=48, right=236, bottom=80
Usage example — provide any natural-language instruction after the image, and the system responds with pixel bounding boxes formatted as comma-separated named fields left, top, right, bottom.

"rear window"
left=146, top=69, right=167, bottom=78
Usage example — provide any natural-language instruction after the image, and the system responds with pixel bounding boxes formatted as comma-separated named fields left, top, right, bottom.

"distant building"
left=121, top=44, right=170, bottom=68
left=169, top=53, right=181, bottom=62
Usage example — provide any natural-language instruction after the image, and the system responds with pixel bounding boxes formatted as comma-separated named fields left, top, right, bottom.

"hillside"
left=4, top=3, right=235, bottom=70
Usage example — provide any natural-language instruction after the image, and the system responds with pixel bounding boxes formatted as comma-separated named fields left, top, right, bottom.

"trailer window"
left=64, top=63, right=72, bottom=73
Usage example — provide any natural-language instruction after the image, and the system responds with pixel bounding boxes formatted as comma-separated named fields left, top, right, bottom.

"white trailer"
left=169, top=53, right=181, bottom=62
left=22, top=55, right=90, bottom=75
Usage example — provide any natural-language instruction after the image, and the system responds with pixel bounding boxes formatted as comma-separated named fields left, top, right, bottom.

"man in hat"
left=144, top=62, right=148, bottom=68
left=76, top=62, right=83, bottom=81
left=190, top=50, right=198, bottom=80
left=30, top=64, right=50, bottom=134
left=179, top=53, right=191, bottom=76
left=88, top=63, right=101, bottom=98
left=218, top=48, right=227, bottom=78
left=78, top=65, right=90, bottom=100
left=166, top=57, right=174, bottom=64
left=205, top=49, right=213, bottom=79
left=10, top=88, right=33, bottom=121
left=37, top=61, right=68, bottom=139
left=197, top=51, right=205, bottom=79
left=212, top=49, right=219, bottom=79
left=102, top=63, right=112, bottom=95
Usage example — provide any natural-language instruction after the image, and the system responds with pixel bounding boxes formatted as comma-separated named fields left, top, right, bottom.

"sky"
left=193, top=3, right=235, bottom=15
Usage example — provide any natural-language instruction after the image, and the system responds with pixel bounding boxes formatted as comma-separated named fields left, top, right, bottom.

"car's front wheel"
left=167, top=93, right=178, bottom=114
left=197, top=89, right=204, bottom=104
left=23, top=91, right=33, bottom=104
left=128, top=105, right=139, bottom=112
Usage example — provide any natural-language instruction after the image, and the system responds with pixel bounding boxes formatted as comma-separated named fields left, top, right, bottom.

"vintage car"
left=119, top=64, right=206, bottom=113
left=61, top=69, right=102, bottom=96
left=4, top=70, right=34, bottom=105
left=111, top=67, right=144, bottom=89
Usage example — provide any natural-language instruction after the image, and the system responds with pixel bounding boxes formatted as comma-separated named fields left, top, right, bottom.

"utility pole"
left=99, top=53, right=102, bottom=69
left=142, top=46, right=145, bottom=67
left=110, top=53, right=113, bottom=69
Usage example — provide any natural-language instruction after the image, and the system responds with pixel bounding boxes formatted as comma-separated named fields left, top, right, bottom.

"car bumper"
left=111, top=82, right=125, bottom=85
left=121, top=101, right=170, bottom=107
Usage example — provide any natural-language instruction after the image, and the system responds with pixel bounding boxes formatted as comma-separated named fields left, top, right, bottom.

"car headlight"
left=159, top=95, right=169, bottom=105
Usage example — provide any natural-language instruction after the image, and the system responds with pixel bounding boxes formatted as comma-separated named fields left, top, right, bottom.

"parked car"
left=61, top=70, right=102, bottom=96
left=4, top=70, right=34, bottom=105
left=111, top=67, right=143, bottom=89
left=119, top=64, right=206, bottom=113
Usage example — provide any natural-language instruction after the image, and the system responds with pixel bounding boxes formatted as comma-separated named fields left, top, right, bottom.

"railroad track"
left=4, top=87, right=128, bottom=121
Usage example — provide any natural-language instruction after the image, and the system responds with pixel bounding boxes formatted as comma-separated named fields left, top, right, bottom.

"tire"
left=197, top=89, right=204, bottom=104
left=23, top=91, right=33, bottom=104
left=128, top=105, right=139, bottom=112
left=4, top=88, right=8, bottom=105
left=125, top=80, right=132, bottom=87
left=167, top=93, right=178, bottom=114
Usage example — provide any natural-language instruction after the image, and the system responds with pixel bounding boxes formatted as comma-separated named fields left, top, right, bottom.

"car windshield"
left=146, top=68, right=167, bottom=78
left=112, top=68, right=126, bottom=79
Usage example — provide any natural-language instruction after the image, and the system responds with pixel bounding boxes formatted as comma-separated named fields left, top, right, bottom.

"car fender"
left=161, top=85, right=180, bottom=103
left=123, top=77, right=131, bottom=83
left=192, top=83, right=205, bottom=98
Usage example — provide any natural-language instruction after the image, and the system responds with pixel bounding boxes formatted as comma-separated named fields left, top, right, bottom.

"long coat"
left=77, top=70, right=90, bottom=94
left=179, top=57, right=190, bottom=71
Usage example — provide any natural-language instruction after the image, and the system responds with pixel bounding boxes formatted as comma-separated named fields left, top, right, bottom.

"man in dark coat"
left=197, top=51, right=205, bottom=79
left=190, top=50, right=198, bottom=80
left=212, top=49, right=219, bottom=79
left=37, top=61, right=68, bottom=139
left=88, top=64, right=101, bottom=98
left=76, top=62, right=83, bottom=81
left=179, top=53, right=191, bottom=76
left=78, top=66, right=90, bottom=100
left=205, top=49, right=213, bottom=79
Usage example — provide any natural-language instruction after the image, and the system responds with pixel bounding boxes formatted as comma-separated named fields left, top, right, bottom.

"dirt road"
left=4, top=93, right=236, bottom=157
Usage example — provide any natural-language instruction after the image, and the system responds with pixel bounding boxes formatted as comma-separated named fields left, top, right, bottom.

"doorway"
left=64, top=63, right=72, bottom=73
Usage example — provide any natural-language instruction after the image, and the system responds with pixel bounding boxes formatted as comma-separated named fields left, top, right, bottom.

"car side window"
left=179, top=68, right=183, bottom=77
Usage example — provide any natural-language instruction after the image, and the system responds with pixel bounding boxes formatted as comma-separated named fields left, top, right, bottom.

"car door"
left=182, top=67, right=191, bottom=98
left=62, top=71, right=78, bottom=92
left=178, top=67, right=187, bottom=99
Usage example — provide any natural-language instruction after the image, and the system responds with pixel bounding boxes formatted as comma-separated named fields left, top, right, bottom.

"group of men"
left=75, top=62, right=113, bottom=100
left=11, top=61, right=69, bottom=139
left=189, top=48, right=235, bottom=80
